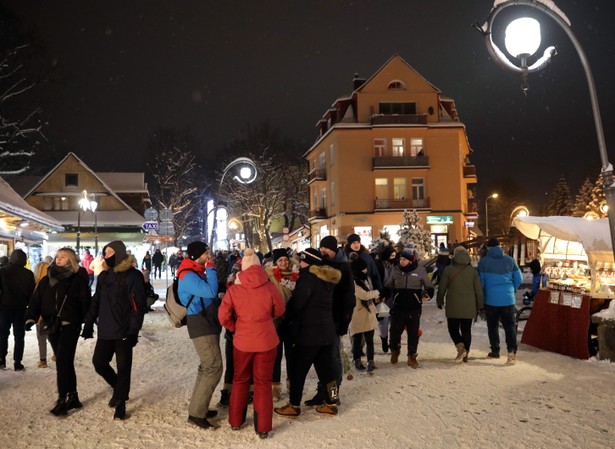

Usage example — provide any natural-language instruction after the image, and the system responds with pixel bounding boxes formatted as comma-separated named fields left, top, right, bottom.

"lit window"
left=375, top=178, right=388, bottom=199
left=412, top=178, right=425, bottom=200
left=392, top=138, right=405, bottom=157
left=410, top=138, right=424, bottom=156
left=374, top=138, right=386, bottom=157
left=394, top=178, right=407, bottom=200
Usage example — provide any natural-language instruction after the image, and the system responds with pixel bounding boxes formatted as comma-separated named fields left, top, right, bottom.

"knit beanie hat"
left=399, top=248, right=416, bottom=262
left=320, top=235, right=338, bottom=253
left=300, top=248, right=324, bottom=266
left=241, top=248, right=261, bottom=271
left=349, top=252, right=368, bottom=277
left=347, top=233, right=361, bottom=245
left=453, top=245, right=468, bottom=255
left=186, top=241, right=209, bottom=260
left=272, top=248, right=289, bottom=264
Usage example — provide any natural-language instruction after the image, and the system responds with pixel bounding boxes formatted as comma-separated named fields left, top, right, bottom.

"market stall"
left=512, top=216, right=613, bottom=359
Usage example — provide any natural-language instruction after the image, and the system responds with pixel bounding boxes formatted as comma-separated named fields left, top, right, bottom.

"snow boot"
left=353, top=359, right=366, bottom=371
left=380, top=336, right=389, bottom=353
left=38, top=359, right=48, bottom=368
left=50, top=396, right=68, bottom=416
left=367, top=360, right=376, bottom=374
left=113, top=401, right=127, bottom=420
left=455, top=343, right=467, bottom=364
left=408, top=354, right=420, bottom=369
left=506, top=352, right=517, bottom=365
left=66, top=392, right=83, bottom=411
left=218, top=389, right=230, bottom=407
left=188, top=415, right=213, bottom=429
left=390, top=350, right=400, bottom=364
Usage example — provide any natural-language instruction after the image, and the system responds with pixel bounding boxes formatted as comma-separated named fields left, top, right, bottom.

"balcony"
left=308, top=208, right=327, bottom=220
left=467, top=199, right=479, bottom=214
left=463, top=165, right=477, bottom=178
left=371, top=114, right=428, bottom=125
left=373, top=156, right=429, bottom=169
left=307, top=168, right=327, bottom=184
left=375, top=197, right=430, bottom=210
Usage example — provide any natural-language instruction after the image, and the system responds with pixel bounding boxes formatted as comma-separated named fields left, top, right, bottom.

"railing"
left=373, top=156, right=429, bottom=168
left=463, top=165, right=477, bottom=178
left=371, top=114, right=428, bottom=125
left=467, top=199, right=479, bottom=214
left=375, top=197, right=430, bottom=210
left=308, top=208, right=327, bottom=219
left=307, top=168, right=327, bottom=183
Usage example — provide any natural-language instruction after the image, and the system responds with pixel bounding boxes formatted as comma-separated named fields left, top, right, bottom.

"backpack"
left=164, top=269, right=198, bottom=328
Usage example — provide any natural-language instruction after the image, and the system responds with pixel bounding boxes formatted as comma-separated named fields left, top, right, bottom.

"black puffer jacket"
left=26, top=267, right=90, bottom=325
left=285, top=264, right=341, bottom=346
left=84, top=258, right=146, bottom=340
left=0, top=250, right=35, bottom=310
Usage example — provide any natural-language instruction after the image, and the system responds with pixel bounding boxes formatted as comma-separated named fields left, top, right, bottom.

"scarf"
left=48, top=263, right=74, bottom=287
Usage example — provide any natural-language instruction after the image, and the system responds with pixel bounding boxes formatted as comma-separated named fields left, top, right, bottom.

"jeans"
left=36, top=321, right=49, bottom=360
left=0, top=308, right=26, bottom=362
left=92, top=338, right=135, bottom=402
left=447, top=318, right=473, bottom=351
left=189, top=334, right=223, bottom=418
left=485, top=304, right=517, bottom=354
left=49, top=323, right=81, bottom=396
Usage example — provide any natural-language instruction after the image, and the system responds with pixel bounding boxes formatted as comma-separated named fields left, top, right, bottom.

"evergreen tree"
left=589, top=175, right=607, bottom=218
left=571, top=177, right=593, bottom=217
left=370, top=229, right=393, bottom=255
left=397, top=210, right=433, bottom=258
left=545, top=175, right=573, bottom=216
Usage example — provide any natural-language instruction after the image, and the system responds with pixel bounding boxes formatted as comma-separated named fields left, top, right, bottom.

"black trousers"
left=389, top=307, right=422, bottom=356
left=351, top=330, right=375, bottom=362
left=0, top=308, right=26, bottom=362
left=289, top=344, right=337, bottom=406
left=447, top=318, right=473, bottom=351
left=49, top=322, right=81, bottom=397
left=92, top=338, right=134, bottom=401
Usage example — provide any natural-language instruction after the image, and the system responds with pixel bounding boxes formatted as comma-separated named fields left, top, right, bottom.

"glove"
left=437, top=305, right=443, bottom=310
left=81, top=326, right=94, bottom=339
left=124, top=335, right=138, bottom=347
left=478, top=309, right=486, bottom=321
left=25, top=320, right=35, bottom=331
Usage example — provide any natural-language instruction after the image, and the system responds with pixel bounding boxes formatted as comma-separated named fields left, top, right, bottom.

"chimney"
left=353, top=73, right=366, bottom=90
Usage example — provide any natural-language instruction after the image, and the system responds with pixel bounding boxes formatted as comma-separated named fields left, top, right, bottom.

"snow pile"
left=1, top=281, right=615, bottom=449
left=593, top=300, right=615, bottom=320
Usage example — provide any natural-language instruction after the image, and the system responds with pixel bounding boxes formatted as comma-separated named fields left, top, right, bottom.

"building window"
left=374, top=138, right=386, bottom=157
left=412, top=178, right=425, bottom=200
left=318, top=152, right=326, bottom=169
left=320, top=188, right=326, bottom=209
left=65, top=173, right=78, bottom=187
left=394, top=178, right=407, bottom=200
left=313, top=189, right=318, bottom=210
left=375, top=178, right=388, bottom=199
left=43, top=197, right=53, bottom=211
left=52, top=196, right=68, bottom=211
left=392, top=138, right=405, bottom=157
left=387, top=80, right=406, bottom=90
left=331, top=181, right=336, bottom=206
left=379, top=102, right=416, bottom=114
left=329, top=144, right=335, bottom=166
left=410, top=138, right=424, bottom=156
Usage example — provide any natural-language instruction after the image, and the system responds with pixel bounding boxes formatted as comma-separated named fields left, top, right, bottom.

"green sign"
left=426, top=215, right=453, bottom=225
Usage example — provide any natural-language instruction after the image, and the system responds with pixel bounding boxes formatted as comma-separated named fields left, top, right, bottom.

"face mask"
left=105, top=255, right=116, bottom=268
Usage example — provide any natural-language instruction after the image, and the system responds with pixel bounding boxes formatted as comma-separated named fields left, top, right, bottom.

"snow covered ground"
left=2, top=279, right=615, bottom=449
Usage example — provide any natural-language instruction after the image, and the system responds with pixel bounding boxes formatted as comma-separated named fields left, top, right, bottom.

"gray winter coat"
left=436, top=250, right=483, bottom=319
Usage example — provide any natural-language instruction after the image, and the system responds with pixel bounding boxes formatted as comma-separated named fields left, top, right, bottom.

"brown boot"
left=274, top=403, right=301, bottom=417
left=455, top=343, right=467, bottom=364
left=408, top=354, right=420, bottom=369
left=390, top=350, right=400, bottom=364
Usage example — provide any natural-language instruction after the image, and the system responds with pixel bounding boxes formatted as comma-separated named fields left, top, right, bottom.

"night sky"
left=5, top=0, right=615, bottom=209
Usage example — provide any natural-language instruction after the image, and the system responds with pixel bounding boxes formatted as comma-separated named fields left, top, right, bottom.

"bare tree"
left=146, top=127, right=204, bottom=245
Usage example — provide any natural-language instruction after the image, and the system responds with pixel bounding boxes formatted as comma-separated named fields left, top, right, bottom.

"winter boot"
left=113, top=401, right=127, bottom=420
left=390, top=350, right=400, bottom=364
left=50, top=396, right=68, bottom=416
left=487, top=352, right=500, bottom=359
left=65, top=392, right=83, bottom=411
left=353, top=359, right=366, bottom=371
left=272, top=382, right=282, bottom=402
left=455, top=343, right=467, bottom=364
left=14, top=361, right=24, bottom=371
left=303, top=391, right=325, bottom=407
left=367, top=360, right=377, bottom=374
left=274, top=403, right=301, bottom=417
left=38, top=359, right=48, bottom=369
left=380, top=336, right=389, bottom=353
left=218, top=389, right=230, bottom=407
left=408, top=354, right=420, bottom=369
left=188, top=415, right=213, bottom=429
left=315, top=403, right=338, bottom=415
left=506, top=352, right=517, bottom=365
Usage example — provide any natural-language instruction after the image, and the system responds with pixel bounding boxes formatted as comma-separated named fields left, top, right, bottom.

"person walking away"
left=81, top=240, right=146, bottom=420
left=177, top=241, right=222, bottom=430
left=348, top=253, right=380, bottom=373
left=219, top=248, right=285, bottom=438
left=169, top=252, right=178, bottom=277
left=141, top=251, right=152, bottom=273
left=32, top=256, right=53, bottom=368
left=375, top=246, right=397, bottom=353
left=477, top=238, right=522, bottom=365
left=152, top=249, right=164, bottom=279
left=0, top=249, right=35, bottom=370
left=25, top=248, right=91, bottom=415
left=266, top=248, right=298, bottom=401
left=81, top=250, right=94, bottom=288
left=275, top=248, right=341, bottom=418
left=385, top=248, right=434, bottom=368
left=436, top=246, right=483, bottom=363
left=432, top=247, right=451, bottom=285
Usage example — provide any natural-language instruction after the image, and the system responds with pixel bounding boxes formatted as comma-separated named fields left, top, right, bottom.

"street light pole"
left=210, top=157, right=258, bottom=250
left=476, top=0, right=615, bottom=260
left=485, top=193, right=499, bottom=237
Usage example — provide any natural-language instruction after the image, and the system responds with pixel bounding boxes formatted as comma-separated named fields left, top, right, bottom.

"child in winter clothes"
left=348, top=253, right=380, bottom=373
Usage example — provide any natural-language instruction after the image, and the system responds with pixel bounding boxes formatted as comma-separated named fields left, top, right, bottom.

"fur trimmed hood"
left=103, top=257, right=134, bottom=273
left=308, top=264, right=342, bottom=284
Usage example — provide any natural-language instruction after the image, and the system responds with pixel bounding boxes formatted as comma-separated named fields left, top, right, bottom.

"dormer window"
left=65, top=173, right=78, bottom=187
left=387, top=80, right=406, bottom=90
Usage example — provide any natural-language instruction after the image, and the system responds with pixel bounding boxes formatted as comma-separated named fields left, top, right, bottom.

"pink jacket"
left=218, top=265, right=285, bottom=353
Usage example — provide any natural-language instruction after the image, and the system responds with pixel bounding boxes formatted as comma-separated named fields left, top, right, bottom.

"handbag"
left=42, top=294, right=68, bottom=336
left=376, top=301, right=390, bottom=317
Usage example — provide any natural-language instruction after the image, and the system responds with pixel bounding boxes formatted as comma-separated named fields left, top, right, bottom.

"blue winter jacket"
left=477, top=246, right=522, bottom=307
left=177, top=258, right=220, bottom=338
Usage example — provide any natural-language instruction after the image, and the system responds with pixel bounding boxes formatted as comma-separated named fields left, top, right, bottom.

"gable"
left=356, top=55, right=440, bottom=95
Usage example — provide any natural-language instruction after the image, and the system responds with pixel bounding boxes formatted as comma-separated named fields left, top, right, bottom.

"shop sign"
left=426, top=215, right=453, bottom=225
left=464, top=221, right=475, bottom=228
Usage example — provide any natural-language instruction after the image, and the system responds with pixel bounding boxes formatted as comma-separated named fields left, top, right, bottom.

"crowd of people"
left=0, top=233, right=523, bottom=439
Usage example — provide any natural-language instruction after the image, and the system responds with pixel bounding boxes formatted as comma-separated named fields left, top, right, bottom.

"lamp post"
left=77, top=190, right=98, bottom=256
left=210, top=157, right=257, bottom=250
left=485, top=193, right=499, bottom=237
left=510, top=205, right=530, bottom=224
left=475, top=0, right=615, bottom=260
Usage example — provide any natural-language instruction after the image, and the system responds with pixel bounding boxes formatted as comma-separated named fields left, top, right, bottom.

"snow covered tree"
left=146, top=127, right=204, bottom=245
left=589, top=175, right=607, bottom=218
left=545, top=175, right=573, bottom=216
left=397, top=210, right=433, bottom=258
left=370, top=229, right=393, bottom=255
left=571, top=177, right=594, bottom=217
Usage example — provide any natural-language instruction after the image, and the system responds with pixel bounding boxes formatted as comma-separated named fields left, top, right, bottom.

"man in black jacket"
left=0, top=249, right=35, bottom=370
left=82, top=240, right=146, bottom=420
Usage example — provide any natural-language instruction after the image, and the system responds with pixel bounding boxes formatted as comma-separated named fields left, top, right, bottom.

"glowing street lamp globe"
left=505, top=17, right=541, bottom=59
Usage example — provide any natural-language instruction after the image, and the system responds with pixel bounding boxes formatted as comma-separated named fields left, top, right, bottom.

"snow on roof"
left=97, top=172, right=148, bottom=192
left=0, top=177, right=63, bottom=230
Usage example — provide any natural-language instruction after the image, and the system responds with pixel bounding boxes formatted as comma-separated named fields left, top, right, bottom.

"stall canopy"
left=513, top=216, right=614, bottom=266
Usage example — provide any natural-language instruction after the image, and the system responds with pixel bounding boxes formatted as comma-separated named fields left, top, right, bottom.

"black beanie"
left=272, top=248, right=289, bottom=263
left=349, top=252, right=368, bottom=277
left=187, top=241, right=209, bottom=260
left=487, top=237, right=500, bottom=248
left=320, top=235, right=338, bottom=253
left=347, top=233, right=361, bottom=245
left=300, top=248, right=324, bottom=266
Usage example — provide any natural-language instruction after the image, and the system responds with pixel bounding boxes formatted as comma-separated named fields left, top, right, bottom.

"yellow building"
left=305, top=55, right=478, bottom=250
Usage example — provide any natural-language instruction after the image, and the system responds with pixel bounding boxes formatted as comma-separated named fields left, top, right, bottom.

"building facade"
left=305, top=55, right=478, bottom=250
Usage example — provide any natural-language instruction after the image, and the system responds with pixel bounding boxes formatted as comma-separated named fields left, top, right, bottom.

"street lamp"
left=77, top=189, right=98, bottom=256
left=475, top=0, right=615, bottom=262
left=510, top=205, right=530, bottom=224
left=485, top=193, right=499, bottom=237
left=210, top=157, right=257, bottom=250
